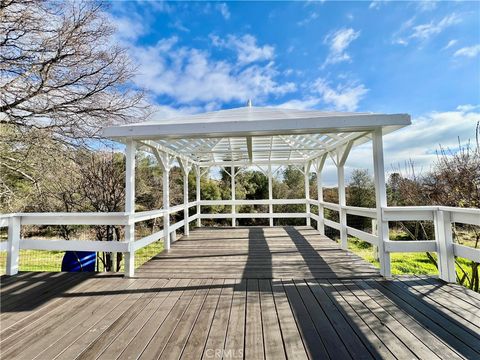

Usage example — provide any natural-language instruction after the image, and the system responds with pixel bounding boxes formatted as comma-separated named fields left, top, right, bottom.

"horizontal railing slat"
left=199, top=199, right=306, bottom=206
left=384, top=240, right=437, bottom=253
left=134, top=209, right=165, bottom=222
left=451, top=211, right=480, bottom=226
left=20, top=239, right=129, bottom=252
left=20, top=213, right=130, bottom=226
left=344, top=206, right=376, bottom=218
left=321, top=202, right=340, bottom=211
left=324, top=218, right=340, bottom=231
left=346, top=226, right=379, bottom=245
left=199, top=212, right=308, bottom=219
left=383, top=208, right=434, bottom=221
left=453, top=244, right=480, bottom=263
left=132, top=230, right=164, bottom=251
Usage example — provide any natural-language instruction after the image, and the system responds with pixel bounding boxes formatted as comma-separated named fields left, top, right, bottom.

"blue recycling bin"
left=61, top=251, right=96, bottom=272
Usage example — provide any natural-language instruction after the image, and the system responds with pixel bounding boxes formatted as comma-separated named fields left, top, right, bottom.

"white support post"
left=371, top=219, right=379, bottom=261
left=305, top=161, right=311, bottom=227
left=155, top=149, right=173, bottom=251
left=336, top=142, right=352, bottom=250
left=268, top=165, right=273, bottom=227
left=337, top=161, right=347, bottom=250
left=124, top=140, right=136, bottom=277
left=183, top=171, right=189, bottom=236
left=179, top=159, right=192, bottom=237
left=163, top=162, right=171, bottom=250
left=6, top=216, right=20, bottom=275
left=435, top=210, right=456, bottom=283
left=315, top=154, right=327, bottom=235
left=372, top=128, right=391, bottom=277
left=195, top=166, right=201, bottom=228
left=231, top=165, right=236, bottom=227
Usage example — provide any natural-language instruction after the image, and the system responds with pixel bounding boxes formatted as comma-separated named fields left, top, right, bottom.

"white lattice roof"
left=103, top=106, right=411, bottom=166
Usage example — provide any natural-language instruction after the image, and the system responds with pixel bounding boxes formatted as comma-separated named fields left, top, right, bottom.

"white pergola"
left=103, top=105, right=411, bottom=277
left=3, top=105, right=478, bottom=282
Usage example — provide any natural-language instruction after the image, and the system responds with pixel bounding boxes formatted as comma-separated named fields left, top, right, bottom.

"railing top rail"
left=439, top=206, right=480, bottom=215
left=384, top=206, right=480, bottom=214
left=0, top=212, right=130, bottom=219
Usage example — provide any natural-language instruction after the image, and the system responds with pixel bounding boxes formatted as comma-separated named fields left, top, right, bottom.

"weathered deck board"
left=136, top=226, right=379, bottom=279
left=0, top=226, right=479, bottom=360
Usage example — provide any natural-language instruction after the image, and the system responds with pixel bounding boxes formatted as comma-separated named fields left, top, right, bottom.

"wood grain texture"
left=0, top=226, right=478, bottom=360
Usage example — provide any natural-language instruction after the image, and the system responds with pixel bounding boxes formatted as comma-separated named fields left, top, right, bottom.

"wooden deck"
left=136, top=226, right=380, bottom=279
left=1, top=226, right=479, bottom=360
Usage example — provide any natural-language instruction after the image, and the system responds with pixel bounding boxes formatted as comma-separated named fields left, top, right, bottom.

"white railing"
left=310, top=201, right=480, bottom=282
left=0, top=201, right=198, bottom=276
left=383, top=206, right=480, bottom=282
left=1, top=200, right=479, bottom=283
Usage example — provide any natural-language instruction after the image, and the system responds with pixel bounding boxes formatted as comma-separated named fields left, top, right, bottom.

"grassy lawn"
left=348, top=238, right=439, bottom=275
left=348, top=236, right=475, bottom=281
left=0, top=240, right=164, bottom=274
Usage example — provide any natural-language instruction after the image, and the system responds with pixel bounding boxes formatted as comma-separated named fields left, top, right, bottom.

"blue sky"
left=108, top=0, right=480, bottom=184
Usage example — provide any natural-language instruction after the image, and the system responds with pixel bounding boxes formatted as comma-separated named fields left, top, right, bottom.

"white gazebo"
left=103, top=105, right=411, bottom=277
left=3, top=104, right=479, bottom=284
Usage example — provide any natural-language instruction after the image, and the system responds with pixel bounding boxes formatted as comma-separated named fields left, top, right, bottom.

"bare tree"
left=388, top=123, right=480, bottom=291
left=0, top=0, right=146, bottom=141
left=0, top=0, right=148, bottom=211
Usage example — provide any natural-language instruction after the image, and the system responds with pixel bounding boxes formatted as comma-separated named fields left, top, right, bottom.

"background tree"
left=0, top=0, right=145, bottom=139
left=0, top=0, right=148, bottom=211
left=346, top=169, right=375, bottom=231
left=388, top=125, right=480, bottom=290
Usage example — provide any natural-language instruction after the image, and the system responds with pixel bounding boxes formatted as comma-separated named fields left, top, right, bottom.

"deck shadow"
left=0, top=272, right=97, bottom=312
left=364, top=278, right=480, bottom=358
left=284, top=226, right=336, bottom=279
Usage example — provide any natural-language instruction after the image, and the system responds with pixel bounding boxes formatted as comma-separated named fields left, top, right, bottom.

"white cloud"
left=393, top=14, right=461, bottom=46
left=312, top=79, right=368, bottom=111
left=369, top=1, right=384, bottom=10
left=454, top=44, right=480, bottom=58
left=410, top=14, right=462, bottom=41
left=109, top=15, right=146, bottom=42
left=216, top=3, right=230, bottom=20
left=383, top=106, right=479, bottom=171
left=211, top=34, right=275, bottom=65
left=297, top=12, right=319, bottom=26
left=146, top=104, right=202, bottom=120
left=275, top=98, right=321, bottom=110
left=169, top=19, right=189, bottom=33
left=323, top=28, right=360, bottom=66
left=392, top=17, right=416, bottom=45
left=143, top=0, right=173, bottom=13
left=275, top=77, right=369, bottom=112
left=443, top=39, right=458, bottom=50
left=457, top=104, right=479, bottom=112
left=322, top=105, right=480, bottom=185
left=416, top=1, right=437, bottom=12
left=130, top=36, right=294, bottom=104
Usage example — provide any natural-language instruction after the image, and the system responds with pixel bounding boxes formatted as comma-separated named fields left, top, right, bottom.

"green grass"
left=0, top=249, right=64, bottom=273
left=348, top=237, right=475, bottom=279
left=348, top=238, right=439, bottom=275
left=0, top=240, right=164, bottom=274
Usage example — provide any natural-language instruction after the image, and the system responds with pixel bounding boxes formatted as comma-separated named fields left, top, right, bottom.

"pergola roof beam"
left=140, top=140, right=196, bottom=165
left=105, top=107, right=411, bottom=167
